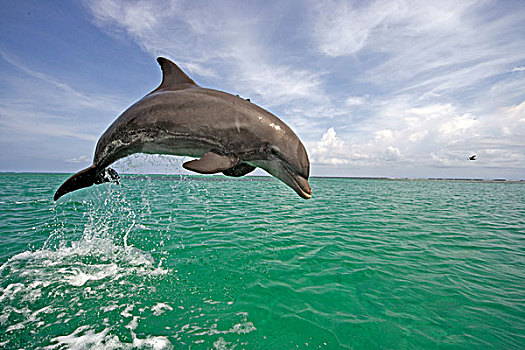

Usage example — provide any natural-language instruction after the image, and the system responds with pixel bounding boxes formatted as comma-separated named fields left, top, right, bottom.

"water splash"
left=1, top=171, right=260, bottom=349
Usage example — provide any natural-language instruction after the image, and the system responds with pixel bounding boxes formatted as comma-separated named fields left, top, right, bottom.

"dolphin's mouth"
left=287, top=170, right=312, bottom=199
left=248, top=159, right=312, bottom=199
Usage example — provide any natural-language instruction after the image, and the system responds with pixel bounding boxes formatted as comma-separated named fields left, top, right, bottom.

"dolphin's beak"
left=249, top=159, right=312, bottom=199
left=292, top=173, right=312, bottom=199
left=272, top=165, right=312, bottom=199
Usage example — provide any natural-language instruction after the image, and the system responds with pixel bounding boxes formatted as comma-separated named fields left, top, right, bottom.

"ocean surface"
left=0, top=172, right=524, bottom=349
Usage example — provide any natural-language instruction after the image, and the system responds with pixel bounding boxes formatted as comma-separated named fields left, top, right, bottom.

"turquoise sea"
left=0, top=173, right=524, bottom=349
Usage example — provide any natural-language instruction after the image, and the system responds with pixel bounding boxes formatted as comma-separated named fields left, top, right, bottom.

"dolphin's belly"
left=140, top=134, right=215, bottom=158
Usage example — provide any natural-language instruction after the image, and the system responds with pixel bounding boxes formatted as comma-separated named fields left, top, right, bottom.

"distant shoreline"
left=312, top=176, right=525, bottom=183
left=1, top=172, right=524, bottom=183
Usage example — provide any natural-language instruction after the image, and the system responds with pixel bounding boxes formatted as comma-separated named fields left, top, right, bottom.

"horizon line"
left=0, top=171, right=523, bottom=182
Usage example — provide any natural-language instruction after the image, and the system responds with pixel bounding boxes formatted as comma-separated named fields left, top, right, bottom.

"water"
left=1, top=173, right=524, bottom=349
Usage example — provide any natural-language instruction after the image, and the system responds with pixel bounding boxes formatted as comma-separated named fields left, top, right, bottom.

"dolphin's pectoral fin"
left=222, top=163, right=256, bottom=177
left=182, top=151, right=237, bottom=174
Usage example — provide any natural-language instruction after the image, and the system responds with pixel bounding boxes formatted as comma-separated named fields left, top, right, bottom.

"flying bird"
left=469, top=155, right=476, bottom=161
left=54, top=57, right=312, bottom=200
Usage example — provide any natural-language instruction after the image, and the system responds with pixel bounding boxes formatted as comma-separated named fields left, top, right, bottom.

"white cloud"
left=313, top=0, right=525, bottom=104
left=0, top=107, right=98, bottom=141
left=67, top=155, right=91, bottom=163
left=310, top=126, right=403, bottom=166
left=310, top=127, right=349, bottom=165
left=491, top=100, right=525, bottom=141
left=0, top=50, right=124, bottom=114
left=385, top=146, right=401, bottom=161
left=88, top=0, right=166, bottom=37
left=234, top=60, right=322, bottom=107
left=0, top=50, right=130, bottom=170
left=85, top=0, right=324, bottom=109
left=310, top=96, right=525, bottom=171
left=313, top=0, right=405, bottom=56
left=408, top=131, right=427, bottom=143
left=439, top=114, right=477, bottom=139
left=0, top=51, right=125, bottom=144
left=310, top=0, right=524, bottom=176
left=345, top=96, right=367, bottom=106
left=374, top=130, right=394, bottom=142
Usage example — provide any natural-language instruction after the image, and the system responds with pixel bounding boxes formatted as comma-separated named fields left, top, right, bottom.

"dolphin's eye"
left=269, top=148, right=284, bottom=161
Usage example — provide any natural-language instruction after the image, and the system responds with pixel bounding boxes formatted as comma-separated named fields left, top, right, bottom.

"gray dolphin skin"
left=54, top=57, right=312, bottom=200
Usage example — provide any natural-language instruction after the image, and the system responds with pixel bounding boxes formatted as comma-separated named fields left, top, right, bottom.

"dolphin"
left=54, top=57, right=312, bottom=200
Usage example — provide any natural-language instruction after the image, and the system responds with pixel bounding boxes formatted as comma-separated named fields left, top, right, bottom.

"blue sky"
left=1, top=0, right=524, bottom=179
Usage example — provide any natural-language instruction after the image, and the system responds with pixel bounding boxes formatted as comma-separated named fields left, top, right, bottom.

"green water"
left=0, top=173, right=524, bottom=349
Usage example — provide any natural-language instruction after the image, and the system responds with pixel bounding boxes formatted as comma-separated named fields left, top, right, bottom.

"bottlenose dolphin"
left=54, top=57, right=311, bottom=200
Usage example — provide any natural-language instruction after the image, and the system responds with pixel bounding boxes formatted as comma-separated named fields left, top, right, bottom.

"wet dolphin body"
left=54, top=57, right=312, bottom=200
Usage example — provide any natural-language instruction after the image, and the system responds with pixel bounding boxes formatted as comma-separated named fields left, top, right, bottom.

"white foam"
left=0, top=311, right=8, bottom=325
left=231, top=321, right=257, bottom=334
left=6, top=322, right=26, bottom=332
left=101, top=304, right=118, bottom=312
left=213, top=337, right=234, bottom=350
left=152, top=302, right=173, bottom=316
left=1, top=236, right=167, bottom=289
left=132, top=335, right=172, bottom=350
left=0, top=283, right=25, bottom=302
left=193, top=321, right=257, bottom=336
left=120, top=305, right=134, bottom=318
left=127, top=315, right=173, bottom=350
left=45, top=324, right=173, bottom=350
left=46, top=326, right=118, bottom=350
left=58, top=264, right=120, bottom=287
left=1, top=235, right=169, bottom=346
left=125, top=315, right=140, bottom=331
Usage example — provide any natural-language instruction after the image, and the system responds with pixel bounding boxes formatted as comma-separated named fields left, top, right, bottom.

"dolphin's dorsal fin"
left=154, top=57, right=197, bottom=92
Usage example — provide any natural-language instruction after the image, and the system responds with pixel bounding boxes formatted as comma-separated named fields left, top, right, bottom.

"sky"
left=1, top=0, right=524, bottom=179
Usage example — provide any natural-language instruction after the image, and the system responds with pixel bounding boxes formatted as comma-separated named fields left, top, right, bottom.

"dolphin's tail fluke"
left=54, top=165, right=120, bottom=201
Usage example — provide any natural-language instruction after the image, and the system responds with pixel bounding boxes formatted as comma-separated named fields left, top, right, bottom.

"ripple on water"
left=0, top=174, right=524, bottom=349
